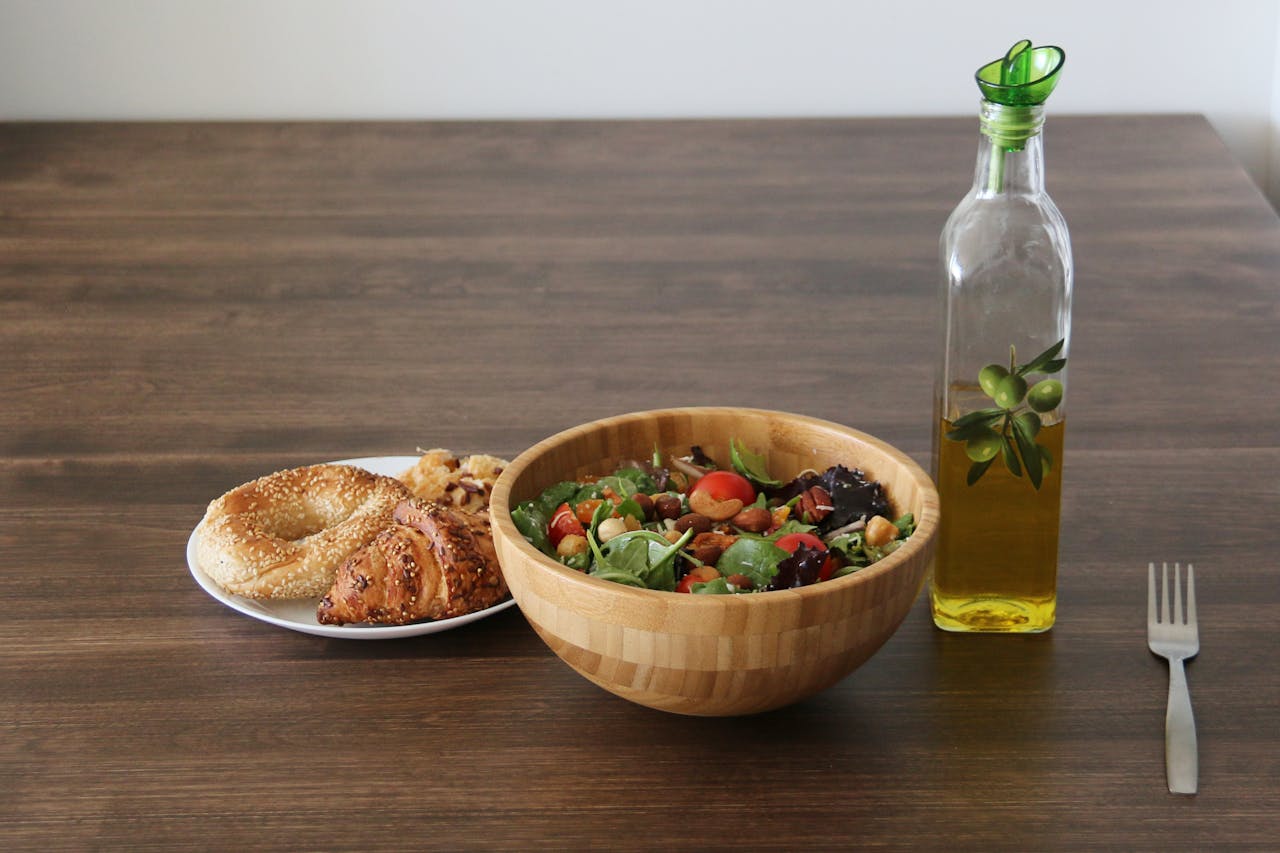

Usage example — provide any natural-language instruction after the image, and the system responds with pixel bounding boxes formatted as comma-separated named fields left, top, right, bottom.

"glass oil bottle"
left=932, top=41, right=1072, bottom=633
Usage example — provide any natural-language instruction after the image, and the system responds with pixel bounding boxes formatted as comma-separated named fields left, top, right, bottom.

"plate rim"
left=187, top=455, right=516, bottom=639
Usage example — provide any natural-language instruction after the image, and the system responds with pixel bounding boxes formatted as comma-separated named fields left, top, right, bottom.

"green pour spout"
left=975, top=40, right=1065, bottom=192
left=976, top=39, right=1065, bottom=107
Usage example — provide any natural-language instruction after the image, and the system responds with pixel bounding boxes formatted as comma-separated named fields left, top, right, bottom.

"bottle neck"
left=973, top=101, right=1045, bottom=196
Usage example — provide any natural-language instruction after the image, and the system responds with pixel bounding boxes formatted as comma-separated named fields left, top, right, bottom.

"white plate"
left=187, top=456, right=516, bottom=639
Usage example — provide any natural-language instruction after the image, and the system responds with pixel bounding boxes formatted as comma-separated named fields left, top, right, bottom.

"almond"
left=730, top=506, right=772, bottom=533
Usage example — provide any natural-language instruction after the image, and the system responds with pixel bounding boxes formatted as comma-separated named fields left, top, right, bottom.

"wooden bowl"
left=489, top=407, right=939, bottom=716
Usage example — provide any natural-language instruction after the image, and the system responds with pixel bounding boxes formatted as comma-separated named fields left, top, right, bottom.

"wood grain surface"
left=1, top=116, right=1278, bottom=850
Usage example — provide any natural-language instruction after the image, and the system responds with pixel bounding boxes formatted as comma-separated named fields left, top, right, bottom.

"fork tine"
left=1186, top=563, right=1197, bottom=628
left=1148, top=562, right=1156, bottom=626
left=1161, top=562, right=1170, bottom=624
left=1174, top=563, right=1183, bottom=624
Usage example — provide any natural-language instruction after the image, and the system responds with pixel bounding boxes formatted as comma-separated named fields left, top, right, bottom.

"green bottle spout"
left=975, top=40, right=1065, bottom=191
left=976, top=40, right=1065, bottom=107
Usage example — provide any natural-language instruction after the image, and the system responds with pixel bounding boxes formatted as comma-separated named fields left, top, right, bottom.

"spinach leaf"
left=589, top=528, right=691, bottom=591
left=599, top=536, right=652, bottom=575
left=572, top=483, right=605, bottom=504
left=730, top=438, right=782, bottom=488
left=716, top=538, right=788, bottom=589
left=562, top=550, right=591, bottom=571
left=614, top=497, right=646, bottom=525
left=588, top=499, right=614, bottom=540
left=512, top=502, right=553, bottom=556
left=692, top=577, right=735, bottom=595
left=629, top=530, right=690, bottom=590
left=612, top=467, right=657, bottom=494
left=534, top=481, right=579, bottom=516
left=589, top=566, right=648, bottom=588
left=597, top=475, right=639, bottom=499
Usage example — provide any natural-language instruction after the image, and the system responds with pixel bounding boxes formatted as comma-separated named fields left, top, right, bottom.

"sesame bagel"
left=195, top=464, right=412, bottom=599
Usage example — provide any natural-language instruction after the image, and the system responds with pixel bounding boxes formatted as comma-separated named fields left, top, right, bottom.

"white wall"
left=1272, top=6, right=1280, bottom=202
left=2, top=0, right=1279, bottom=203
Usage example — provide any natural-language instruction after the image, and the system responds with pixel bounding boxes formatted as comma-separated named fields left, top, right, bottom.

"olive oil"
left=931, top=416, right=1065, bottom=632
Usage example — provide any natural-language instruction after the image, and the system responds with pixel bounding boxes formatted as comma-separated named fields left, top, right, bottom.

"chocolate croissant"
left=316, top=500, right=508, bottom=626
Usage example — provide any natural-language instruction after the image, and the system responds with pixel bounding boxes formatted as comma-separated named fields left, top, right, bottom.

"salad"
left=511, top=440, right=915, bottom=594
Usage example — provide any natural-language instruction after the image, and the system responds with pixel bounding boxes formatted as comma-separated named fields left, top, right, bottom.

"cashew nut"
left=687, top=489, right=744, bottom=522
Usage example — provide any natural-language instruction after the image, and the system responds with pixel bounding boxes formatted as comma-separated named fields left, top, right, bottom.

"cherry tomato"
left=774, top=532, right=838, bottom=581
left=675, top=565, right=721, bottom=594
left=548, top=502, right=585, bottom=547
left=774, top=532, right=827, bottom=554
left=689, top=470, right=756, bottom=505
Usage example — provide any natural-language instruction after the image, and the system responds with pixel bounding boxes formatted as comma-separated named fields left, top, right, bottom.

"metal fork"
left=1147, top=562, right=1199, bottom=794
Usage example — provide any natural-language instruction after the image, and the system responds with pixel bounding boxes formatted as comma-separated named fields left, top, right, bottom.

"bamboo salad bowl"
left=489, top=407, right=939, bottom=716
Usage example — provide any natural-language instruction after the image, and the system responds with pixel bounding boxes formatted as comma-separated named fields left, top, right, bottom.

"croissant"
left=316, top=499, right=508, bottom=626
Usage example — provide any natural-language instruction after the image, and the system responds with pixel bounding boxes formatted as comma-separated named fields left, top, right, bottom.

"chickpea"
left=556, top=534, right=588, bottom=558
left=864, top=515, right=898, bottom=548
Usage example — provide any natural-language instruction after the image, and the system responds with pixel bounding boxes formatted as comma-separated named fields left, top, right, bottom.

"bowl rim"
left=489, top=406, right=939, bottom=607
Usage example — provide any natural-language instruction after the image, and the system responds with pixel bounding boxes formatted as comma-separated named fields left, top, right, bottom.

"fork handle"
left=1165, top=658, right=1198, bottom=794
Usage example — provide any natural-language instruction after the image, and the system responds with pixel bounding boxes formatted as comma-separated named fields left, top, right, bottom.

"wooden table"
left=2, top=116, right=1277, bottom=850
